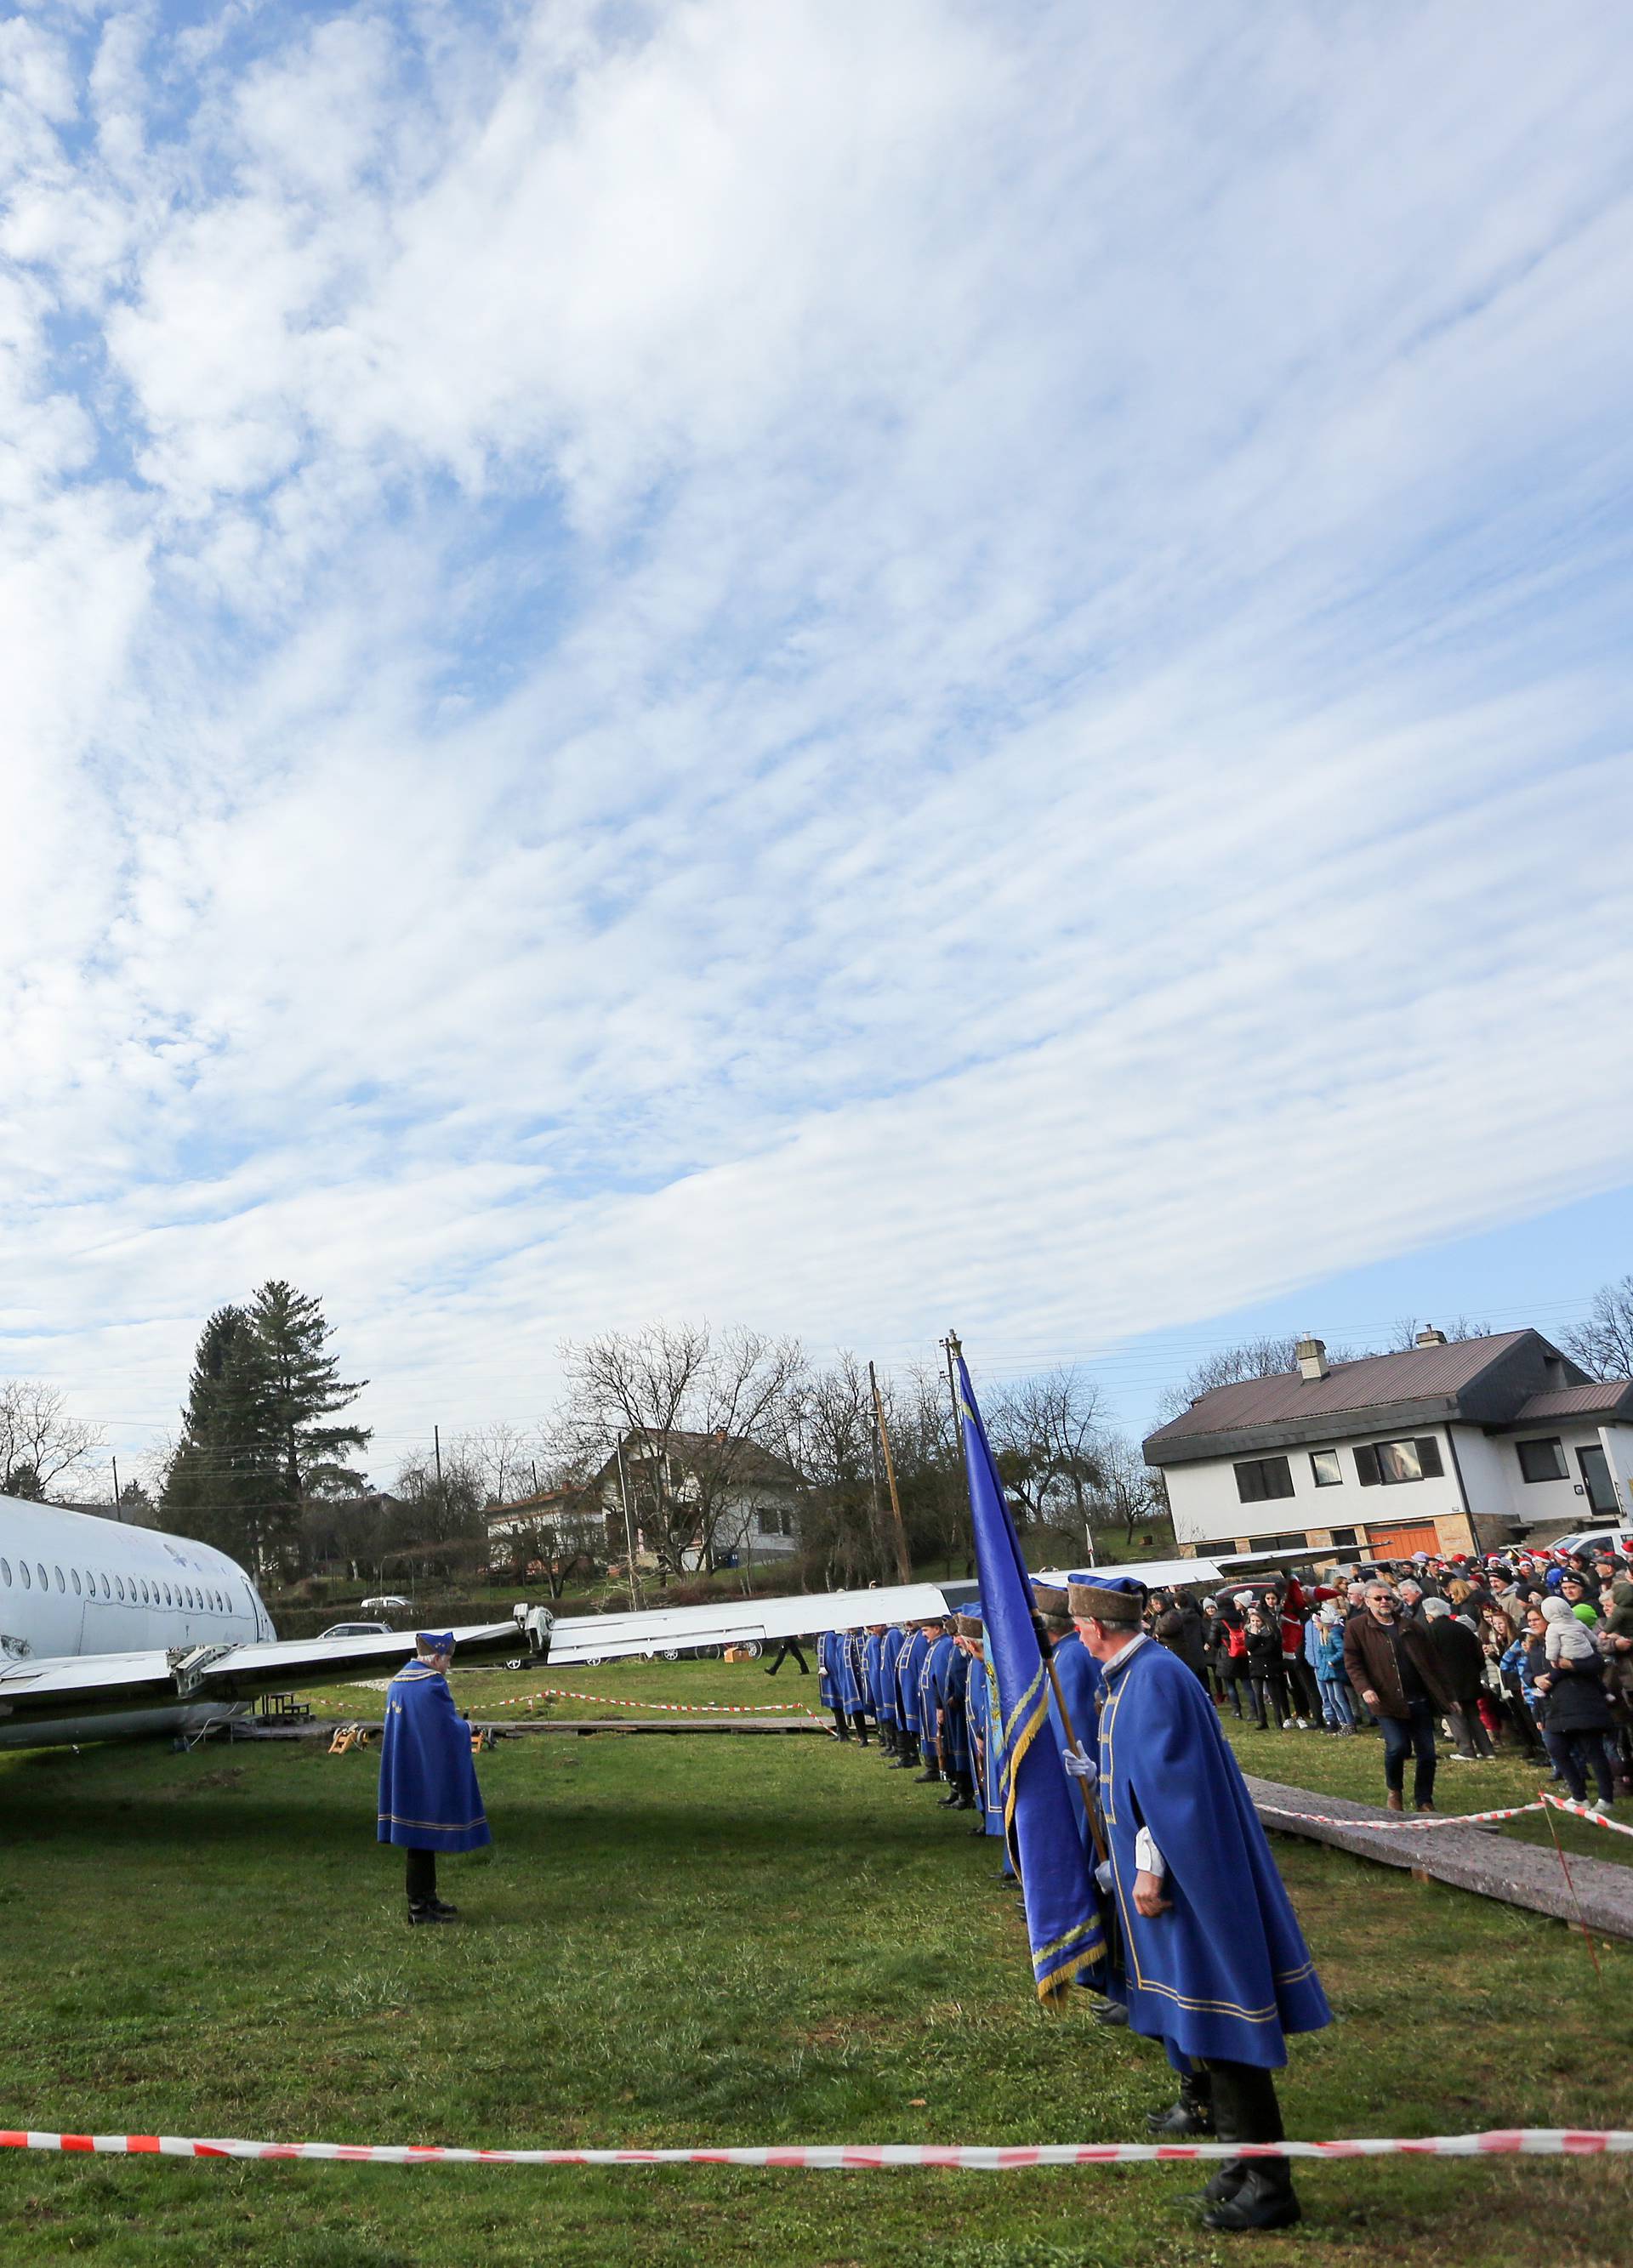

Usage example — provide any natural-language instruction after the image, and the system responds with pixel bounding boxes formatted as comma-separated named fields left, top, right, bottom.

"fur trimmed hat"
left=1066, top=1572, right=1146, bottom=1623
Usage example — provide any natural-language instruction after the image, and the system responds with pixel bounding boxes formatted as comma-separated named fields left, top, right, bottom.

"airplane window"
left=100, top=1572, right=110, bottom=1599
left=19, top=1561, right=29, bottom=1589
left=54, top=1566, right=65, bottom=1591
left=115, top=1576, right=125, bottom=1602
left=71, top=1569, right=82, bottom=1595
left=0, top=1556, right=9, bottom=1585
left=86, top=1568, right=94, bottom=1596
left=163, top=1583, right=173, bottom=1606
left=37, top=1563, right=48, bottom=1591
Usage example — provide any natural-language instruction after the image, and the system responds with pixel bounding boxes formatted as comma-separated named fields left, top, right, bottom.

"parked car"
left=1547, top=1527, right=1633, bottom=1560
left=361, top=1595, right=413, bottom=1614
left=317, top=1620, right=392, bottom=1640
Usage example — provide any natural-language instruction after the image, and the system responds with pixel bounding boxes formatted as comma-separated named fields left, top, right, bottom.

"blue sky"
left=3, top=3, right=1632, bottom=1486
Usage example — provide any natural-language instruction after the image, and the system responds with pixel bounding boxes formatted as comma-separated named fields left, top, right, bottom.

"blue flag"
left=953, top=1350, right=1106, bottom=2004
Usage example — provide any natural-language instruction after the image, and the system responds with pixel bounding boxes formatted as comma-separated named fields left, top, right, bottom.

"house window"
left=756, top=1509, right=780, bottom=1537
left=1310, top=1451, right=1343, bottom=1488
left=1354, top=1436, right=1443, bottom=1487
left=1516, top=1437, right=1567, bottom=1484
left=1234, top=1456, right=1294, bottom=1503
left=1325, top=1528, right=1361, bottom=1550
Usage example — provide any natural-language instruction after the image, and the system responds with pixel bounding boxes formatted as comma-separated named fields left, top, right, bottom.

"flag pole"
left=947, top=1330, right=1106, bottom=1867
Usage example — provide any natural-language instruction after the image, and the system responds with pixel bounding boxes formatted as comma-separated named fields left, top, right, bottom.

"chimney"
left=1414, top=1327, right=1448, bottom=1349
left=1296, top=1337, right=1329, bottom=1384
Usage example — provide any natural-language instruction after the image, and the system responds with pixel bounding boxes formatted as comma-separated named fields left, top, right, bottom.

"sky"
left=4, top=1, right=1633, bottom=1487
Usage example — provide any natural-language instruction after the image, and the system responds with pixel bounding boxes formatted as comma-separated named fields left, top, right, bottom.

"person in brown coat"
left=1343, top=1581, right=1455, bottom=1812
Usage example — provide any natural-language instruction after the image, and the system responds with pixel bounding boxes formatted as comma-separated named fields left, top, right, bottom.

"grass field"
left=1, top=1661, right=1630, bottom=2267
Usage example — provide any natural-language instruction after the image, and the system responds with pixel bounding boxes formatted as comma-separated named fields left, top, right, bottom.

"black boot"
left=953, top=1772, right=977, bottom=1811
left=1198, top=2064, right=1300, bottom=2231
left=890, top=1738, right=920, bottom=1770
left=913, top=1762, right=943, bottom=1783
left=936, top=1780, right=964, bottom=1806
left=851, top=1712, right=870, bottom=1746
left=1147, top=2068, right=1214, bottom=2138
left=830, top=1709, right=851, bottom=1741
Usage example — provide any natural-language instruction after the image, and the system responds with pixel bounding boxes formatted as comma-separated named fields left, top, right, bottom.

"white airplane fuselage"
left=0, top=1493, right=277, bottom=1749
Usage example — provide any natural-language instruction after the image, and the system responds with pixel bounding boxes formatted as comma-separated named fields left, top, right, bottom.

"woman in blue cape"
left=1068, top=1574, right=1331, bottom=2235
left=377, top=1633, right=490, bottom=1924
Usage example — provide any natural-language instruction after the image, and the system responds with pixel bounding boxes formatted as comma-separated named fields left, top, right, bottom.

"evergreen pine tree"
left=244, top=1279, right=372, bottom=1525
left=162, top=1287, right=370, bottom=1574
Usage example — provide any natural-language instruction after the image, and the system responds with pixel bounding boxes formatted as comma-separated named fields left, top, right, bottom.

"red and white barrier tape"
left=1259, top=1790, right=1633, bottom=1839
left=3, top=2127, right=1628, bottom=2168
left=1256, top=1799, right=1545, bottom=1833
left=471, top=1685, right=816, bottom=1717
left=1541, top=1793, right=1633, bottom=1839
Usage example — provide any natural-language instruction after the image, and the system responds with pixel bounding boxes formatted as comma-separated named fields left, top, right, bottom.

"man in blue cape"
left=841, top=1629, right=872, bottom=1744
left=864, top=1623, right=900, bottom=1758
left=377, top=1632, right=490, bottom=1924
left=892, top=1620, right=930, bottom=1771
left=1068, top=1573, right=1331, bottom=2233
left=959, top=1611, right=1004, bottom=1841
left=817, top=1629, right=852, bottom=1739
left=913, top=1617, right=947, bottom=1783
left=937, top=1613, right=976, bottom=1810
left=879, top=1622, right=907, bottom=1757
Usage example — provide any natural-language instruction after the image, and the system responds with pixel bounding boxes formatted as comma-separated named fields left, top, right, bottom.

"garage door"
left=1363, top=1521, right=1440, bottom=1559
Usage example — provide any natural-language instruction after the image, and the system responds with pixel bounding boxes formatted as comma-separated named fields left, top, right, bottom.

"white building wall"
left=1167, top=1424, right=1462, bottom=1550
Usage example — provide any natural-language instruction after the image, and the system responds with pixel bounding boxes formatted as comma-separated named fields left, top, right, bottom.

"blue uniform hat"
left=417, top=1630, right=456, bottom=1653
left=1066, top=1572, right=1146, bottom=1621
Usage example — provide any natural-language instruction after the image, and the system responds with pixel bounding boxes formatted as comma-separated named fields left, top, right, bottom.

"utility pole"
left=868, top=1361, right=913, bottom=1587
left=613, top=1433, right=644, bottom=1611
left=111, top=1454, right=121, bottom=1521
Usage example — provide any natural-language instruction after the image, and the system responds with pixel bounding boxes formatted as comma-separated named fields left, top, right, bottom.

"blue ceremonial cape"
left=967, top=1653, right=1004, bottom=1834
left=896, top=1629, right=929, bottom=1734
left=841, top=1633, right=868, bottom=1714
left=879, top=1627, right=905, bottom=1726
left=918, top=1635, right=945, bottom=1758
left=377, top=1661, right=491, bottom=1853
left=923, top=1632, right=957, bottom=1759
left=942, top=1645, right=971, bottom=1772
left=1098, top=1636, right=1331, bottom=2070
left=863, top=1632, right=896, bottom=1725
left=1049, top=1631, right=1103, bottom=1856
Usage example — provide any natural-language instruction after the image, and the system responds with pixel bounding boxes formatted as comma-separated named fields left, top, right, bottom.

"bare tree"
left=1562, top=1277, right=1633, bottom=1384
left=781, top=1351, right=897, bottom=1588
left=1, top=1381, right=102, bottom=1499
left=987, top=1367, right=1105, bottom=1532
left=557, top=1323, right=806, bottom=1576
left=1089, top=1434, right=1169, bottom=1546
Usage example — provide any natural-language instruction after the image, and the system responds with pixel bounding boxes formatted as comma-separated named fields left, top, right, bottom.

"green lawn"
left=0, top=1671, right=1629, bottom=2266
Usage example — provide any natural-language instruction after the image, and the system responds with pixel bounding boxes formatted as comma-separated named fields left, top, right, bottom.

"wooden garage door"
left=1363, top=1521, right=1440, bottom=1558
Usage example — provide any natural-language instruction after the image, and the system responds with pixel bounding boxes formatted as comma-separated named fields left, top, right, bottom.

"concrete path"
left=1245, top=1772, right=1633, bottom=1942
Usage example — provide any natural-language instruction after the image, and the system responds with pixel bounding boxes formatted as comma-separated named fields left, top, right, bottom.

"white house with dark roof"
left=1143, top=1327, right=1633, bottom=1562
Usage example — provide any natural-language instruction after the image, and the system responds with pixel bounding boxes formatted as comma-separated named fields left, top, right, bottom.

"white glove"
left=1095, top=1858, right=1113, bottom=1891
left=1061, top=1741, right=1098, bottom=1784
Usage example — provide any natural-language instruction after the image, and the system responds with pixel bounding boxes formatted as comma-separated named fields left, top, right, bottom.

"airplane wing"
left=1030, top=1558, right=1222, bottom=1590
left=540, top=1577, right=977, bottom=1665
left=0, top=1619, right=524, bottom=1738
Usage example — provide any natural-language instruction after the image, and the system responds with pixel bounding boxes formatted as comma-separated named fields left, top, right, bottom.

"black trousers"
left=405, top=1848, right=437, bottom=1905
left=765, top=1637, right=809, bottom=1674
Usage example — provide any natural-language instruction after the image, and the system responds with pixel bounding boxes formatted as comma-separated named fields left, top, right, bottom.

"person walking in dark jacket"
left=1422, top=1598, right=1493, bottom=1759
left=1343, top=1582, right=1455, bottom=1811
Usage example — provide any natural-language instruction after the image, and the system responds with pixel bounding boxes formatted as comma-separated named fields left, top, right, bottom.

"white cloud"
left=2, top=1, right=1632, bottom=1471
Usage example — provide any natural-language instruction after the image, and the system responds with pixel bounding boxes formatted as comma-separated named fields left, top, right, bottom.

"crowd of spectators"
left=1148, top=1539, right=1633, bottom=1816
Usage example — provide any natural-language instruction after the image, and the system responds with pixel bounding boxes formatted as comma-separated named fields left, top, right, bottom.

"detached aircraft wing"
left=0, top=1583, right=982, bottom=1739
left=540, top=1577, right=977, bottom=1665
